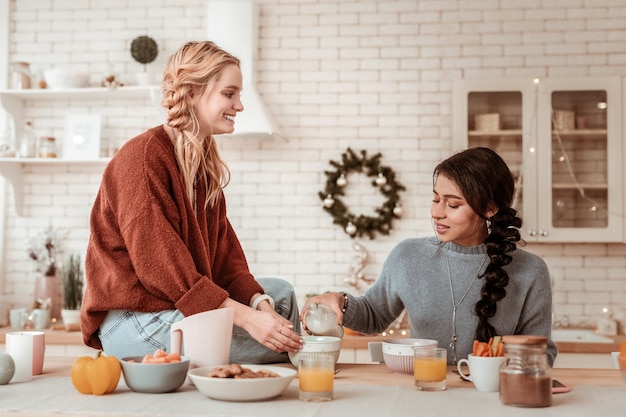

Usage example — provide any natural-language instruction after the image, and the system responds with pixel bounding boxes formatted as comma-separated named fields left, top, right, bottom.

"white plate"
left=188, top=364, right=297, bottom=402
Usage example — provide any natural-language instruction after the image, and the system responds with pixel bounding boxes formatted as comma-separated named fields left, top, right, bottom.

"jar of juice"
left=499, top=335, right=551, bottom=408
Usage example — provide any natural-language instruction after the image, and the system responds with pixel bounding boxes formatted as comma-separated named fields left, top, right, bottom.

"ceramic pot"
left=34, top=274, right=62, bottom=324
left=60, top=309, right=81, bottom=331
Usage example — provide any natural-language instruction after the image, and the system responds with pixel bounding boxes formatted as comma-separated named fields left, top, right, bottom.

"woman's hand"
left=299, top=292, right=345, bottom=335
left=221, top=297, right=303, bottom=353
left=245, top=309, right=303, bottom=353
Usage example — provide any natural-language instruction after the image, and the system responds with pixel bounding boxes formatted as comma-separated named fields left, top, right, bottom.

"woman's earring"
left=486, top=219, right=492, bottom=235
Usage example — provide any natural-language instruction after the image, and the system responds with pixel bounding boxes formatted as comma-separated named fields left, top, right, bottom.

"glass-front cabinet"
left=453, top=78, right=623, bottom=243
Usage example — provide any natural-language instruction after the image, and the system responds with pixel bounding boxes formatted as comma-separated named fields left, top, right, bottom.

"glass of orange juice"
left=413, top=347, right=447, bottom=391
left=299, top=355, right=335, bottom=401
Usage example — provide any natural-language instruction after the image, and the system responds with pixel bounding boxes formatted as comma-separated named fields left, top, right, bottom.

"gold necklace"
left=444, top=247, right=488, bottom=365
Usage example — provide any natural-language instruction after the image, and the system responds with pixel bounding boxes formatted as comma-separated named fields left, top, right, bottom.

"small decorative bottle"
left=305, top=302, right=344, bottom=338
left=19, top=121, right=38, bottom=158
left=11, top=61, right=31, bottom=89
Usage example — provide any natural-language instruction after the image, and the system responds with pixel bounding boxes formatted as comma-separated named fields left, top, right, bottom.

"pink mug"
left=170, top=308, right=234, bottom=369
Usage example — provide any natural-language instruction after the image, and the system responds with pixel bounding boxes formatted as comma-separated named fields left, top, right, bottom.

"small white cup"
left=457, top=354, right=505, bottom=392
left=31, top=308, right=50, bottom=330
left=9, top=308, right=28, bottom=330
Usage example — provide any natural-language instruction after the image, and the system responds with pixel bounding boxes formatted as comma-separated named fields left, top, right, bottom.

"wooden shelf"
left=468, top=129, right=522, bottom=137
left=552, top=129, right=607, bottom=140
left=552, top=182, right=608, bottom=190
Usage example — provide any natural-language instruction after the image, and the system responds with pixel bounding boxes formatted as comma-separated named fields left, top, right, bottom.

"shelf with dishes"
left=0, top=85, right=162, bottom=216
left=454, top=77, right=623, bottom=242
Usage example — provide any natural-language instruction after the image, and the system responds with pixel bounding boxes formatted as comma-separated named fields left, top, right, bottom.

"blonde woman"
left=82, top=41, right=303, bottom=363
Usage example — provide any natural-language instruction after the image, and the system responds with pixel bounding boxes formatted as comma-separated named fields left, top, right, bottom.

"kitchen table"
left=1, top=357, right=624, bottom=417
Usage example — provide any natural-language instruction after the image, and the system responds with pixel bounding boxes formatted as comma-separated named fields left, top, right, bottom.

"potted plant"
left=60, top=253, right=84, bottom=331
left=130, top=35, right=158, bottom=85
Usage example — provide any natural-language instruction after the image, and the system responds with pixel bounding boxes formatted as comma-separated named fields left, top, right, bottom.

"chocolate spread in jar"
left=499, top=335, right=552, bottom=408
left=500, top=372, right=552, bottom=407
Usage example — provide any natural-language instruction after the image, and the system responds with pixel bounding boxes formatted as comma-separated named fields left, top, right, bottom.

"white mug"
left=31, top=308, right=50, bottom=330
left=457, top=354, right=505, bottom=392
left=9, top=308, right=28, bottom=330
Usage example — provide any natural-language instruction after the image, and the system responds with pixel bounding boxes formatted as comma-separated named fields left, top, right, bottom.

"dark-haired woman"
left=300, top=147, right=556, bottom=365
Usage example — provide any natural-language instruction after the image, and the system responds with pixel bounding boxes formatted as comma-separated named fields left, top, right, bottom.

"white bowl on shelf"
left=44, top=69, right=90, bottom=89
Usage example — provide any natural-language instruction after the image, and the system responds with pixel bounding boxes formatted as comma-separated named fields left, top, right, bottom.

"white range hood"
left=207, top=0, right=281, bottom=138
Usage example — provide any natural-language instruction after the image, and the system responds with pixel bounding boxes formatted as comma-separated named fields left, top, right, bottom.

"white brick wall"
left=2, top=0, right=626, bottom=328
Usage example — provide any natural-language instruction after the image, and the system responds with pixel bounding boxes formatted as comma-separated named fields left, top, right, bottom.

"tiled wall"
left=2, top=0, right=626, bottom=329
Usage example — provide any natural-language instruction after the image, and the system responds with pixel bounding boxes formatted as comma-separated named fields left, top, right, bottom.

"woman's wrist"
left=340, top=292, right=349, bottom=313
left=251, top=294, right=275, bottom=311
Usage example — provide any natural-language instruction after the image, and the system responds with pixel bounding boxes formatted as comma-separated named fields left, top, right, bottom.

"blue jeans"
left=99, top=277, right=301, bottom=364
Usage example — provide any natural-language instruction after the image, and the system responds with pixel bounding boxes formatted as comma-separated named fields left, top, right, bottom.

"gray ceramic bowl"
left=121, top=356, right=190, bottom=393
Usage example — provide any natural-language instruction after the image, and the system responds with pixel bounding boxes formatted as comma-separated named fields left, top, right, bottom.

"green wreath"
left=318, top=148, right=406, bottom=239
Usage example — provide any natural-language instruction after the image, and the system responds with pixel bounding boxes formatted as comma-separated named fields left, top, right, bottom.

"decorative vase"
left=60, top=309, right=81, bottom=332
left=34, top=274, right=63, bottom=325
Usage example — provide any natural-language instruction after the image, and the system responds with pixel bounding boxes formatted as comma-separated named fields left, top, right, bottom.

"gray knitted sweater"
left=343, top=236, right=557, bottom=365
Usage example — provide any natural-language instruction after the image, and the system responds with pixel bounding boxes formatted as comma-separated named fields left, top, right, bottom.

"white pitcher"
left=170, top=308, right=234, bottom=369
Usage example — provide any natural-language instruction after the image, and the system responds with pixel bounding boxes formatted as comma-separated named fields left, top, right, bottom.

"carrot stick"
left=153, top=349, right=168, bottom=358
left=165, top=352, right=181, bottom=362
left=496, top=341, right=505, bottom=357
left=475, top=342, right=490, bottom=357
left=142, top=356, right=167, bottom=364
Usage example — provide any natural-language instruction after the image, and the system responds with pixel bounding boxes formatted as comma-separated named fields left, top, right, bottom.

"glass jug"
left=305, top=302, right=344, bottom=338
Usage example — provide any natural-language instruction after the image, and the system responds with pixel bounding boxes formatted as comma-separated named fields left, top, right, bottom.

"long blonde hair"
left=161, top=41, right=237, bottom=208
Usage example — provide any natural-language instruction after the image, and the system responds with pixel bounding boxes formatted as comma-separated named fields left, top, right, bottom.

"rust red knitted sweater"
left=82, top=125, right=262, bottom=349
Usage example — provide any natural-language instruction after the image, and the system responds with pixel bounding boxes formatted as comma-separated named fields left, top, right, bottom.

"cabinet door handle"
left=528, top=229, right=537, bottom=236
left=539, top=230, right=548, bottom=237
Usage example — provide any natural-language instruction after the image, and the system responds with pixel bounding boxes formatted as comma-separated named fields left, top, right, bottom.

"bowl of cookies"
left=188, top=363, right=297, bottom=401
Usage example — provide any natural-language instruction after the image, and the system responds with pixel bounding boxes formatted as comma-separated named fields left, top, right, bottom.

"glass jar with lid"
left=37, top=136, right=57, bottom=158
left=499, top=335, right=551, bottom=408
left=11, top=61, right=31, bottom=89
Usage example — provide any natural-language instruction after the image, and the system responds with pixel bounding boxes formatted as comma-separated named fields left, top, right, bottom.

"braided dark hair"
left=434, top=147, right=523, bottom=342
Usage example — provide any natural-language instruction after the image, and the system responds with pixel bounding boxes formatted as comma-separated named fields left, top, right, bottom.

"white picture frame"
left=63, top=114, right=101, bottom=159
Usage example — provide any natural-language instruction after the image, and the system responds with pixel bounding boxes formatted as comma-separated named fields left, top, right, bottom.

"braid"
left=474, top=207, right=522, bottom=342
left=160, top=41, right=236, bottom=208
